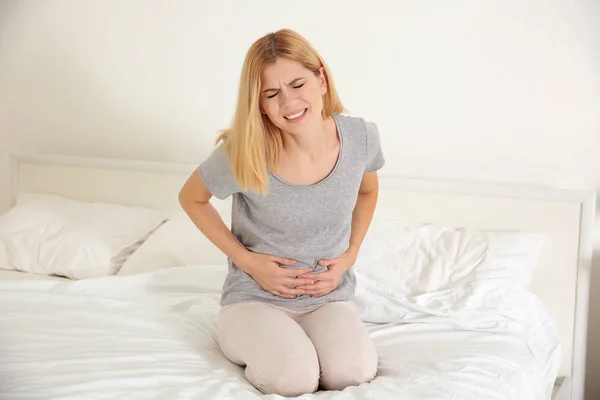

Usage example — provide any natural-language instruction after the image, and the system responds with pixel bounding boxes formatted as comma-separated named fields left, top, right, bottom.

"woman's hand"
left=235, top=252, right=315, bottom=299
left=296, top=250, right=357, bottom=297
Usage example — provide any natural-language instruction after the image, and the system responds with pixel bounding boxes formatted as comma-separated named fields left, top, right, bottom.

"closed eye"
left=265, top=82, right=304, bottom=99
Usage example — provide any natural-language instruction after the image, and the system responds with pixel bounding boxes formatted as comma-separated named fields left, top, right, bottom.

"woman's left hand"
left=295, top=250, right=357, bottom=297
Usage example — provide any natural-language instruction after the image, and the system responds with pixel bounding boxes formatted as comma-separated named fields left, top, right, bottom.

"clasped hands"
left=236, top=250, right=357, bottom=299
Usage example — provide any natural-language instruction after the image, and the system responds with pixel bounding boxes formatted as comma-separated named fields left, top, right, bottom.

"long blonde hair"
left=215, top=29, right=344, bottom=195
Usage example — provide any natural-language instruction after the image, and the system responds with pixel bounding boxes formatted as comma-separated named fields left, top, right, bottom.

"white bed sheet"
left=0, top=269, right=69, bottom=281
left=0, top=265, right=560, bottom=400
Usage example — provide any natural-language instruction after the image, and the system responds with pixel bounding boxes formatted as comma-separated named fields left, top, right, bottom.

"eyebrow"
left=262, top=77, right=305, bottom=94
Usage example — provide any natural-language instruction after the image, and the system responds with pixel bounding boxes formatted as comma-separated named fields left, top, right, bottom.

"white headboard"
left=10, top=153, right=595, bottom=400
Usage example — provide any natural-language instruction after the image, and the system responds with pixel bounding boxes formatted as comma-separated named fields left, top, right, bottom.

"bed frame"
left=9, top=152, right=596, bottom=400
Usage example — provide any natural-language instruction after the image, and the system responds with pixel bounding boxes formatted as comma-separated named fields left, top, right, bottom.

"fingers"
left=270, top=283, right=330, bottom=299
left=304, top=289, right=331, bottom=297
left=275, top=266, right=313, bottom=278
left=318, top=259, right=332, bottom=266
left=273, top=257, right=296, bottom=266
left=270, top=289, right=295, bottom=299
left=272, top=279, right=322, bottom=297
left=298, top=269, right=330, bottom=280
left=284, top=267, right=313, bottom=277
left=283, top=277, right=315, bottom=287
left=298, top=280, right=334, bottom=297
left=271, top=286, right=304, bottom=298
left=304, top=288, right=332, bottom=297
left=297, top=281, right=326, bottom=292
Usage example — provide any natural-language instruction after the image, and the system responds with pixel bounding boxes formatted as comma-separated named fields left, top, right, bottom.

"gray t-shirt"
left=197, top=113, right=385, bottom=309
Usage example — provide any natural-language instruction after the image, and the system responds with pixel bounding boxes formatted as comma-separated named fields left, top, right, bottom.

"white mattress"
left=0, top=265, right=560, bottom=400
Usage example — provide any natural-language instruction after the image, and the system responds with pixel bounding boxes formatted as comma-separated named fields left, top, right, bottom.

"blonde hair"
left=215, top=29, right=344, bottom=195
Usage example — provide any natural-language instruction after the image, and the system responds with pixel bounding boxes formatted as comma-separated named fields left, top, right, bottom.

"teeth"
left=284, top=109, right=306, bottom=120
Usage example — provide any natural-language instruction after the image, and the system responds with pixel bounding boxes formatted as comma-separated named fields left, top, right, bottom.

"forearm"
left=181, top=200, right=251, bottom=271
left=347, top=189, right=379, bottom=259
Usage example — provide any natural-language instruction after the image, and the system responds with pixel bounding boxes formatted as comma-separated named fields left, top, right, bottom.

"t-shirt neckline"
left=270, top=113, right=344, bottom=188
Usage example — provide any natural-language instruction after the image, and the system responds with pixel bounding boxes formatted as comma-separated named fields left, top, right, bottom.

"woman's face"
left=259, top=57, right=327, bottom=135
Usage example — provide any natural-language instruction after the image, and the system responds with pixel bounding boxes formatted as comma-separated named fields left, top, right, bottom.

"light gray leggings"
left=217, top=300, right=378, bottom=397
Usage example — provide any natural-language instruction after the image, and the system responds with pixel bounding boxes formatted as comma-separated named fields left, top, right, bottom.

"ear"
left=318, top=66, right=328, bottom=96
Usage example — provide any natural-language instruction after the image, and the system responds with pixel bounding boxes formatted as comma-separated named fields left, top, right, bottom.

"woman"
left=178, top=29, right=384, bottom=396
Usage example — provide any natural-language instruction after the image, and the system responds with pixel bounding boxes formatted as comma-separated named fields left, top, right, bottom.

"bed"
left=0, top=153, right=595, bottom=400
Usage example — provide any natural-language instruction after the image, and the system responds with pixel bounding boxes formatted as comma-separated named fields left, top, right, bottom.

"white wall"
left=0, top=0, right=599, bottom=396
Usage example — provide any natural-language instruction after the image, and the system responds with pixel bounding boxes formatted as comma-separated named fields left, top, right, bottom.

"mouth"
left=283, top=108, right=307, bottom=121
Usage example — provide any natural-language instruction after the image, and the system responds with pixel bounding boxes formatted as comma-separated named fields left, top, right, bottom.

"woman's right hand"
left=235, top=252, right=315, bottom=299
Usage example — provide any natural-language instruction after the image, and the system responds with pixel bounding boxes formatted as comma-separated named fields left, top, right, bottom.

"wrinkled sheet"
left=0, top=265, right=560, bottom=400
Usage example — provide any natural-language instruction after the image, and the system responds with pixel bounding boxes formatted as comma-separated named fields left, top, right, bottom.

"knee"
left=320, top=346, right=378, bottom=390
left=321, top=362, right=378, bottom=391
left=247, top=351, right=320, bottom=396
left=263, top=363, right=320, bottom=396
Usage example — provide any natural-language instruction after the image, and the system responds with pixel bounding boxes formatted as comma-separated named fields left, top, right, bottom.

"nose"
left=278, top=86, right=298, bottom=108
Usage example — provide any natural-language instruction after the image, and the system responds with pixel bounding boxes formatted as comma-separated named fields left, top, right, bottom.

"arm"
left=178, top=171, right=251, bottom=271
left=178, top=170, right=314, bottom=298
left=346, top=171, right=380, bottom=261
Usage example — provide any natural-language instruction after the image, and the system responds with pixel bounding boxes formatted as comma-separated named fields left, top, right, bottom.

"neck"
left=281, top=118, right=331, bottom=160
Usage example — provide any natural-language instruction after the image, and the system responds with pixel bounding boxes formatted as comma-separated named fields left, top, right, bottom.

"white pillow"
left=354, top=218, right=545, bottom=298
left=0, top=194, right=168, bottom=279
left=117, top=209, right=229, bottom=276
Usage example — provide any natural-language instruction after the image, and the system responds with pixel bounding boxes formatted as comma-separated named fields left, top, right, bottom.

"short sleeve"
left=197, top=146, right=241, bottom=200
left=364, top=120, right=385, bottom=172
